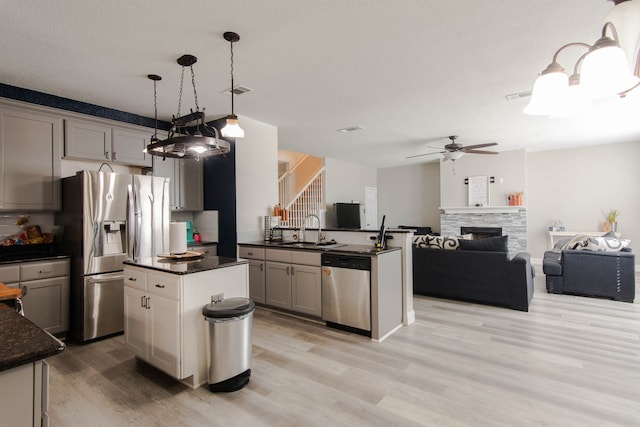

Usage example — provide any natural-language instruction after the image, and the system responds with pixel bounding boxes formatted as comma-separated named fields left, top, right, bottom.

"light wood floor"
left=48, top=269, right=640, bottom=426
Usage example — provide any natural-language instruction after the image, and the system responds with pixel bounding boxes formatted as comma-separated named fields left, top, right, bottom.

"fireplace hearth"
left=461, top=226, right=502, bottom=240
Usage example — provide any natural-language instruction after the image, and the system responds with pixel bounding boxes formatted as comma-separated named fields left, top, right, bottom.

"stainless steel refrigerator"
left=56, top=170, right=170, bottom=341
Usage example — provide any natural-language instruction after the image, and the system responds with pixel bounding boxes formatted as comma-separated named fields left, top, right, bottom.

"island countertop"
left=123, top=255, right=249, bottom=275
left=0, top=303, right=65, bottom=372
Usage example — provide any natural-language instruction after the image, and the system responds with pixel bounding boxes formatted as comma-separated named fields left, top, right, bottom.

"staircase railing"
left=278, top=169, right=324, bottom=229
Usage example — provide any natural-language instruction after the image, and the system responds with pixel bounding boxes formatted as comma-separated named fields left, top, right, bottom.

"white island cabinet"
left=123, top=256, right=249, bottom=389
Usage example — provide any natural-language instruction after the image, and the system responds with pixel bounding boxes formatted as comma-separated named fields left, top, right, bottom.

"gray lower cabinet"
left=265, top=261, right=291, bottom=309
left=247, top=260, right=266, bottom=304
left=263, top=248, right=322, bottom=317
left=290, top=264, right=322, bottom=317
left=0, top=106, right=62, bottom=211
left=0, top=360, right=49, bottom=427
left=0, top=259, right=70, bottom=335
left=239, top=246, right=266, bottom=304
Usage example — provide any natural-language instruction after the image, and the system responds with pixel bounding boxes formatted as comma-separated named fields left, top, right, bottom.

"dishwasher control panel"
left=321, top=253, right=371, bottom=270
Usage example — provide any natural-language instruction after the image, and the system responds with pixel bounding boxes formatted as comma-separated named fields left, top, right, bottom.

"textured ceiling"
left=1, top=0, right=638, bottom=167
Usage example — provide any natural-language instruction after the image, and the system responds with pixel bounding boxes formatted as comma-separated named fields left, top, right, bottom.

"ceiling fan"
left=406, top=135, right=499, bottom=161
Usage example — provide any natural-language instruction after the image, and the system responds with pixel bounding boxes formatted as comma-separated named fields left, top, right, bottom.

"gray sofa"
left=412, top=235, right=534, bottom=311
left=543, top=245, right=635, bottom=302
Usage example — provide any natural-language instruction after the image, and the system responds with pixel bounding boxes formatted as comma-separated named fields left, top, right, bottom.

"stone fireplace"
left=440, top=207, right=526, bottom=254
left=460, top=226, right=503, bottom=240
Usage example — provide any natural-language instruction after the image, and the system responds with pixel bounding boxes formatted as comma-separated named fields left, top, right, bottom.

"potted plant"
left=605, top=209, right=620, bottom=232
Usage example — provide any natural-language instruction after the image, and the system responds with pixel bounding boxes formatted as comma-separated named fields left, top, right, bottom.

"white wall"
left=440, top=149, right=527, bottom=207
left=377, top=163, right=441, bottom=232
left=235, top=115, right=279, bottom=242
left=527, top=141, right=640, bottom=259
left=324, top=158, right=377, bottom=227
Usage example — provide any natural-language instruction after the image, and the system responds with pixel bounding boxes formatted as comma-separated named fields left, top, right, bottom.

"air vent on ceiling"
left=337, top=125, right=364, bottom=133
left=505, top=90, right=532, bottom=101
left=220, top=85, right=253, bottom=96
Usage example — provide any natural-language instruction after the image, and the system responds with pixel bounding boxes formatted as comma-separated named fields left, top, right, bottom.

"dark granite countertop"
left=0, top=252, right=69, bottom=265
left=124, top=255, right=248, bottom=275
left=0, top=304, right=65, bottom=372
left=239, top=241, right=401, bottom=256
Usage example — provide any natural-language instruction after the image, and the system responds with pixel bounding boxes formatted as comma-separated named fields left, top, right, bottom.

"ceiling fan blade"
left=460, top=142, right=498, bottom=151
left=464, top=149, right=499, bottom=155
left=461, top=142, right=498, bottom=151
left=405, top=151, right=445, bottom=159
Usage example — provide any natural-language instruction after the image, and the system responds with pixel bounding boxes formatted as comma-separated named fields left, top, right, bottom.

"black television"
left=335, top=203, right=361, bottom=229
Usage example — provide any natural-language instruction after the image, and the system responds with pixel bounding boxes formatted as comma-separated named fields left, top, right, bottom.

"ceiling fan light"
left=581, top=42, right=640, bottom=99
left=221, top=114, right=245, bottom=138
left=523, top=71, right=569, bottom=115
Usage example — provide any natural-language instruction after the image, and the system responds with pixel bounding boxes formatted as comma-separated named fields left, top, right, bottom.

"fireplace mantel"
left=439, top=206, right=526, bottom=214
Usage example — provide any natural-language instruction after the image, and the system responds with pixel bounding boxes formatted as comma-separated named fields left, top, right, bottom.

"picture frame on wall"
left=468, top=175, right=489, bottom=207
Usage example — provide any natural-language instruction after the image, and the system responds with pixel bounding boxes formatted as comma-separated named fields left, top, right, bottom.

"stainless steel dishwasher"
left=321, top=253, right=371, bottom=336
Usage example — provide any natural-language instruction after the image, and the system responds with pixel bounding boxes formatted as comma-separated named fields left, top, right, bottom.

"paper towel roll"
left=170, top=222, right=187, bottom=254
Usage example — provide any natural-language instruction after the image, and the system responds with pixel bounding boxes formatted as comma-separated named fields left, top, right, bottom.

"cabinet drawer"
left=124, top=268, right=147, bottom=291
left=0, top=265, right=20, bottom=284
left=266, top=248, right=291, bottom=263
left=20, top=260, right=69, bottom=281
left=291, top=251, right=321, bottom=266
left=147, top=273, right=180, bottom=300
left=239, top=246, right=265, bottom=260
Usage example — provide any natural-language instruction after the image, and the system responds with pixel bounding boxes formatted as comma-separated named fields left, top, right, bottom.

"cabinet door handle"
left=39, top=269, right=53, bottom=274
left=22, top=285, right=28, bottom=296
left=141, top=295, right=146, bottom=308
left=146, top=296, right=151, bottom=309
left=105, top=150, right=109, bottom=160
left=286, top=266, right=290, bottom=275
left=155, top=284, right=165, bottom=289
left=247, top=252, right=254, bottom=256
left=112, top=151, right=117, bottom=160
left=128, top=277, right=137, bottom=282
left=291, top=266, right=295, bottom=275
left=259, top=263, right=263, bottom=272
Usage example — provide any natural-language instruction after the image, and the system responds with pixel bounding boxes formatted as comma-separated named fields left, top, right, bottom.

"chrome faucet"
left=301, top=214, right=322, bottom=243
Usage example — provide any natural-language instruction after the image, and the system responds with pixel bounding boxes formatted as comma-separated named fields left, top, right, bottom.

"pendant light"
left=221, top=31, right=245, bottom=138
left=146, top=55, right=230, bottom=160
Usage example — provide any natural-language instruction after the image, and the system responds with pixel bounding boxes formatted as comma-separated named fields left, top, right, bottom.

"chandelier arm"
left=551, top=42, right=591, bottom=64
left=190, top=65, right=200, bottom=112
left=602, top=21, right=620, bottom=41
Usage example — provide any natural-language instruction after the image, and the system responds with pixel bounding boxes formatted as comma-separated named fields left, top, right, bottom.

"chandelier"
left=524, top=0, right=640, bottom=117
left=146, top=54, right=230, bottom=160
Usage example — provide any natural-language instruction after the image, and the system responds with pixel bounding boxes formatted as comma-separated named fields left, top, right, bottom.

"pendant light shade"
left=581, top=36, right=639, bottom=99
left=221, top=31, right=245, bottom=138
left=524, top=67, right=569, bottom=115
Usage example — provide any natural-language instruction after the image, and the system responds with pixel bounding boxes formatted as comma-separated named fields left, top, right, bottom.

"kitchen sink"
left=276, top=240, right=345, bottom=249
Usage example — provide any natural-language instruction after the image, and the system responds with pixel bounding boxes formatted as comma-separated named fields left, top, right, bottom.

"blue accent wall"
left=0, top=82, right=171, bottom=130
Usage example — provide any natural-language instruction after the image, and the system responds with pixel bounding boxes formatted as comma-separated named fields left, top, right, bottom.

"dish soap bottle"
left=193, top=228, right=201, bottom=244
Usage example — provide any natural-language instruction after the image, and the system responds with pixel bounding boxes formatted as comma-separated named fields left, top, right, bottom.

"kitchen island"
left=123, top=255, right=249, bottom=389
left=0, top=301, right=65, bottom=426
left=239, top=241, right=403, bottom=342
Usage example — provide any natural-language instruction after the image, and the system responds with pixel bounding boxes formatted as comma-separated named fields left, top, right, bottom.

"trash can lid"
left=202, top=297, right=255, bottom=318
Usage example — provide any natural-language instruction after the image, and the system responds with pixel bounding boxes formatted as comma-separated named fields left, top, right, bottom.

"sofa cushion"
left=575, top=236, right=631, bottom=252
left=413, top=234, right=468, bottom=250
left=559, top=234, right=590, bottom=250
left=459, top=235, right=508, bottom=252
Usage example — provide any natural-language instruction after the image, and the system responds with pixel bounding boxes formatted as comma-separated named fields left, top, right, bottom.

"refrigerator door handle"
left=127, top=184, right=135, bottom=259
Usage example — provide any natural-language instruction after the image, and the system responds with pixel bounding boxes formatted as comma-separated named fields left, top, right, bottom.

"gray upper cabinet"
left=64, top=118, right=152, bottom=167
left=0, top=106, right=62, bottom=211
left=153, top=157, right=203, bottom=211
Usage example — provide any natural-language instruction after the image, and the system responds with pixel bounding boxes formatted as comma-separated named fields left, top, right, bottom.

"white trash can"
left=202, top=297, right=255, bottom=392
